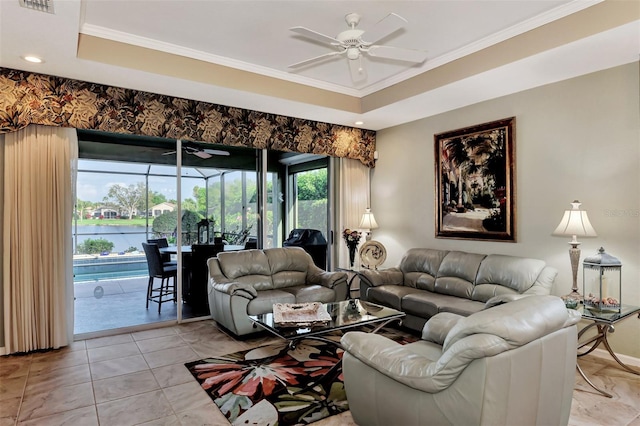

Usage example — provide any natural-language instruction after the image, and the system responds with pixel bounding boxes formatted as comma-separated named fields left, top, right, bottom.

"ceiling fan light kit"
left=289, top=12, right=428, bottom=83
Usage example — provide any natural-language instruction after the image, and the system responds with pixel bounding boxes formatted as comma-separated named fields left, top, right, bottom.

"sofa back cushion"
left=400, top=248, right=449, bottom=290
left=217, top=249, right=273, bottom=290
left=435, top=251, right=486, bottom=299
left=265, top=247, right=310, bottom=289
left=471, top=254, right=546, bottom=302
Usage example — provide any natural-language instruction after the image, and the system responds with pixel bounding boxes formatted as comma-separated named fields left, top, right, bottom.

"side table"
left=576, top=304, right=640, bottom=397
left=336, top=267, right=364, bottom=299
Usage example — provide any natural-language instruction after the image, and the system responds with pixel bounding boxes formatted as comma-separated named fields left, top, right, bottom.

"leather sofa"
left=359, top=248, right=557, bottom=333
left=207, top=247, right=348, bottom=336
left=341, top=295, right=581, bottom=426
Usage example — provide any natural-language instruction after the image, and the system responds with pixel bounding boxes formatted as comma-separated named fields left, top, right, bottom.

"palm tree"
left=443, top=137, right=471, bottom=210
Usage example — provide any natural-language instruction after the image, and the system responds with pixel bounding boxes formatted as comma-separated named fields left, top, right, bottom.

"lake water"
left=73, top=225, right=152, bottom=253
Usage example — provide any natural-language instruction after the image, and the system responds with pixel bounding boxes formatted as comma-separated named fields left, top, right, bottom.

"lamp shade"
left=359, top=208, right=379, bottom=230
left=553, top=200, right=597, bottom=237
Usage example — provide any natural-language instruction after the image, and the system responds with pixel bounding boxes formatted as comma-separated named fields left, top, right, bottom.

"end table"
left=577, top=304, right=640, bottom=397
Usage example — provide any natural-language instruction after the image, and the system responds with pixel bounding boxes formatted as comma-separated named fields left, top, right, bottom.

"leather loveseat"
left=341, top=295, right=581, bottom=426
left=207, top=246, right=348, bottom=336
left=359, top=248, right=557, bottom=333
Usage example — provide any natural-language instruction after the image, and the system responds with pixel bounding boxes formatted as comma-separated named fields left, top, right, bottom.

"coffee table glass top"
left=249, top=299, right=405, bottom=340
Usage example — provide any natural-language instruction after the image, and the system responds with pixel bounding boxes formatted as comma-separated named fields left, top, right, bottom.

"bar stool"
left=142, top=242, right=177, bottom=313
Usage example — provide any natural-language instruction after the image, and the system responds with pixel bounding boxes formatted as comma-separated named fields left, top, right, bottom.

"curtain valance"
left=0, top=68, right=376, bottom=167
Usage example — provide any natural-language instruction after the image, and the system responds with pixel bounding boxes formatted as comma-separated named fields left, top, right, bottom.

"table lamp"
left=359, top=208, right=379, bottom=241
left=552, top=200, right=597, bottom=302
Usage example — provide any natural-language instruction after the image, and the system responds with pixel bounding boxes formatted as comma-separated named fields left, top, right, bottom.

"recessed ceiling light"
left=354, top=121, right=364, bottom=125
left=23, top=55, right=44, bottom=63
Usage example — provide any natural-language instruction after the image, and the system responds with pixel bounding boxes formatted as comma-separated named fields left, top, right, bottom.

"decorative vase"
left=348, top=244, right=357, bottom=268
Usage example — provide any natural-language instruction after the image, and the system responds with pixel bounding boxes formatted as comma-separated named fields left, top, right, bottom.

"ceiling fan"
left=288, top=12, right=428, bottom=83
left=162, top=142, right=230, bottom=159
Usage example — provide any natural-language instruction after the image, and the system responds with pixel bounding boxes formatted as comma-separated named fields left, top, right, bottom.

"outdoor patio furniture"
left=147, top=237, right=177, bottom=266
left=142, top=242, right=177, bottom=313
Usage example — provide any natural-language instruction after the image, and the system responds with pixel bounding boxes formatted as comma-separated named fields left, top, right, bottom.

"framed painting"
left=434, top=117, right=516, bottom=241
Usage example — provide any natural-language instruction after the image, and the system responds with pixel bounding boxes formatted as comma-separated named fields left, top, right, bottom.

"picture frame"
left=434, top=117, right=516, bottom=242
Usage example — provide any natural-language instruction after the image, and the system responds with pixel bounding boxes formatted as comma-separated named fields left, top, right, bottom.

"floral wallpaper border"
left=0, top=68, right=376, bottom=167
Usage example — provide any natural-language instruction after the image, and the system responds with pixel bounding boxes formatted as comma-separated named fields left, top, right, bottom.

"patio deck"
left=74, top=276, right=209, bottom=336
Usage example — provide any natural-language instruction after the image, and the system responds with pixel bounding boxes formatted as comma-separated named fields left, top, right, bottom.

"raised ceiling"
left=0, top=0, right=638, bottom=130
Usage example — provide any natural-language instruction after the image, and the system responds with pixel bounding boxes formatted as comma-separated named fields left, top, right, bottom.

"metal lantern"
left=582, top=247, right=622, bottom=313
left=197, top=218, right=213, bottom=244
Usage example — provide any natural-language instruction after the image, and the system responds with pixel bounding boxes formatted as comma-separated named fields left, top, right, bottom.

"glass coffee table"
left=249, top=299, right=405, bottom=348
left=249, top=299, right=404, bottom=392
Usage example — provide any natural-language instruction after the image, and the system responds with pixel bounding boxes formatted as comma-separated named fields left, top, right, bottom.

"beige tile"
left=570, top=388, right=639, bottom=426
left=90, top=354, right=150, bottom=381
left=132, top=327, right=178, bottom=342
left=174, top=401, right=228, bottom=426
left=172, top=321, right=219, bottom=335
left=0, top=375, right=27, bottom=402
left=25, top=364, right=92, bottom=395
left=135, top=335, right=187, bottom=354
left=627, top=414, right=640, bottom=426
left=0, top=416, right=17, bottom=426
left=93, top=370, right=160, bottom=403
left=0, top=396, right=21, bottom=420
left=67, top=340, right=87, bottom=352
left=85, top=334, right=134, bottom=350
left=18, top=382, right=94, bottom=422
left=0, top=355, right=31, bottom=379
left=17, top=405, right=98, bottom=426
left=87, top=342, right=141, bottom=363
left=152, top=364, right=195, bottom=388
left=142, top=346, right=200, bottom=369
left=189, top=338, right=248, bottom=359
left=137, top=414, right=181, bottom=426
left=29, top=350, right=88, bottom=374
left=162, top=381, right=212, bottom=414
left=96, top=390, right=174, bottom=425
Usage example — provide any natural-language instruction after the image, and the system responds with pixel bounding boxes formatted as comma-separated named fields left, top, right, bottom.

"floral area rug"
left=185, top=326, right=417, bottom=425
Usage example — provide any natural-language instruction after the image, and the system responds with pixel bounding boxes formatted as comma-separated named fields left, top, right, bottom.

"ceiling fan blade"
left=192, top=150, right=212, bottom=159
left=288, top=51, right=344, bottom=69
left=367, top=45, right=428, bottom=63
left=348, top=58, right=367, bottom=83
left=202, top=149, right=230, bottom=156
left=361, top=13, right=407, bottom=45
left=290, top=26, right=341, bottom=45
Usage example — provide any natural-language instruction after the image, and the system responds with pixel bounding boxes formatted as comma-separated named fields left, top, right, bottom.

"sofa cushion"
left=246, top=290, right=296, bottom=315
left=281, top=284, right=335, bottom=304
left=399, top=249, right=449, bottom=288
left=434, top=251, right=486, bottom=299
left=401, top=291, right=485, bottom=319
left=472, top=254, right=546, bottom=302
left=265, top=247, right=311, bottom=289
left=217, top=250, right=273, bottom=290
left=367, top=285, right=423, bottom=311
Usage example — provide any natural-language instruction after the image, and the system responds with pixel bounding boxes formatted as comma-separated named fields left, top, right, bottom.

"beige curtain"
left=2, top=125, right=78, bottom=353
left=338, top=158, right=369, bottom=268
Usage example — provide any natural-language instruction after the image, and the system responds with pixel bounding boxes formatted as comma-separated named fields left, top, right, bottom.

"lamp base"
left=561, top=290, right=582, bottom=309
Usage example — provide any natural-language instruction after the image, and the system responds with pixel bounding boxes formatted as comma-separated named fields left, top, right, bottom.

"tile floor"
left=0, top=320, right=638, bottom=426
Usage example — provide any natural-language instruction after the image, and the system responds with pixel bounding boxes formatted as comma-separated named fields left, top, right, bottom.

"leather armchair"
left=341, top=295, right=581, bottom=426
left=208, top=247, right=347, bottom=336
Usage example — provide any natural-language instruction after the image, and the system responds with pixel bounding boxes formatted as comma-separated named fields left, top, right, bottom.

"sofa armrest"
left=359, top=268, right=404, bottom=287
left=212, top=282, right=258, bottom=300
left=308, top=269, right=348, bottom=289
left=421, top=312, right=464, bottom=345
left=484, top=293, right=530, bottom=309
left=341, top=331, right=508, bottom=394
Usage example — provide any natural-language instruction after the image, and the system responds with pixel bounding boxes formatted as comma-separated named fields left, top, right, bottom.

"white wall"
left=372, top=62, right=640, bottom=358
